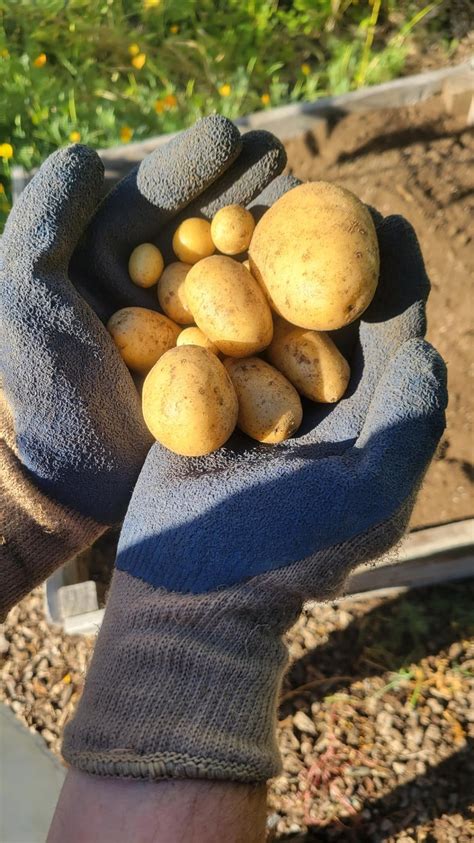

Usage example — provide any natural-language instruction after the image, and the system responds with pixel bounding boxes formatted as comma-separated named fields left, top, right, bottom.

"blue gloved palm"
left=116, top=187, right=447, bottom=594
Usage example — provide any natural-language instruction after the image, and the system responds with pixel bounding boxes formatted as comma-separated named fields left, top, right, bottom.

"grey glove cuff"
left=62, top=501, right=410, bottom=783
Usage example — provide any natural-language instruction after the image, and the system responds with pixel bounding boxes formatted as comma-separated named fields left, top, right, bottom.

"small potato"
left=185, top=255, right=273, bottom=357
left=211, top=204, right=255, bottom=255
left=249, top=181, right=379, bottom=330
left=157, top=262, right=194, bottom=324
left=224, top=357, right=302, bottom=444
left=266, top=317, right=350, bottom=403
left=142, top=346, right=238, bottom=456
left=176, top=326, right=221, bottom=356
left=128, top=243, right=164, bottom=288
left=172, top=218, right=215, bottom=264
left=107, top=307, right=180, bottom=374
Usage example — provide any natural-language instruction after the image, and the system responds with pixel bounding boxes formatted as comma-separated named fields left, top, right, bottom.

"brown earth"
left=285, top=94, right=474, bottom=529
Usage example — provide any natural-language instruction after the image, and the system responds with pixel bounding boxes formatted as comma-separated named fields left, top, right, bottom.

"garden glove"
left=63, top=176, right=447, bottom=783
left=0, top=115, right=287, bottom=616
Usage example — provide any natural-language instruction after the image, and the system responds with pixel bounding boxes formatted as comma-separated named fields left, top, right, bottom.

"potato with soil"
left=107, top=307, right=180, bottom=375
left=249, top=181, right=379, bottom=330
left=157, top=262, right=194, bottom=324
left=185, top=255, right=273, bottom=357
left=211, top=204, right=255, bottom=255
left=142, top=346, right=238, bottom=456
left=176, top=326, right=221, bottom=356
left=224, top=357, right=303, bottom=444
left=266, top=317, right=350, bottom=403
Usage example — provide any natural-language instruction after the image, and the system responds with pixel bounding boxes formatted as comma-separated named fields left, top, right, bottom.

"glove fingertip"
left=137, top=115, right=242, bottom=210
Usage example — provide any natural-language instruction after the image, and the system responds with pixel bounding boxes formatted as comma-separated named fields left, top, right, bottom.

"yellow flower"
left=128, top=43, right=140, bottom=57
left=144, top=0, right=161, bottom=8
left=0, top=142, right=13, bottom=159
left=219, top=83, right=231, bottom=97
left=69, top=130, right=81, bottom=143
left=154, top=99, right=165, bottom=114
left=261, top=93, right=270, bottom=106
left=120, top=126, right=133, bottom=143
left=164, top=94, right=177, bottom=108
left=1, top=48, right=9, bottom=59
left=170, top=24, right=179, bottom=34
left=132, top=53, right=146, bottom=70
left=301, top=63, right=311, bottom=76
left=33, top=53, right=47, bottom=68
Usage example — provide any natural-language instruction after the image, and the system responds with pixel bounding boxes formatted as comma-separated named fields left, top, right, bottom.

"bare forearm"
left=48, top=770, right=267, bottom=843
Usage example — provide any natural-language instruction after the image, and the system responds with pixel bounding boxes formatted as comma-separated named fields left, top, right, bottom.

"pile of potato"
left=107, top=182, right=380, bottom=456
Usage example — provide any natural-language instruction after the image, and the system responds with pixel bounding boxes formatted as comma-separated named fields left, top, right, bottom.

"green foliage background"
left=0, top=0, right=451, bottom=227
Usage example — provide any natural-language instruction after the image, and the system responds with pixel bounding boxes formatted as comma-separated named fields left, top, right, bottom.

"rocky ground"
left=1, top=581, right=473, bottom=841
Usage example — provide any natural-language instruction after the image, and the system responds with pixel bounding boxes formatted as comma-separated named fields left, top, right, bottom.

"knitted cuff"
left=1, top=392, right=106, bottom=619
left=62, top=568, right=292, bottom=783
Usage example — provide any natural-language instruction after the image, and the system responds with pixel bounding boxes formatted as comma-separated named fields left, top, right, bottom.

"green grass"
left=0, top=0, right=449, bottom=229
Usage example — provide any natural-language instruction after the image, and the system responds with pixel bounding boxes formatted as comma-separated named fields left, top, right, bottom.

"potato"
left=266, top=317, right=350, bottom=403
left=176, top=326, right=221, bottom=356
left=211, top=204, right=255, bottom=255
left=157, top=262, right=193, bottom=324
left=249, top=181, right=379, bottom=330
left=224, top=357, right=302, bottom=444
left=128, top=243, right=164, bottom=288
left=142, top=346, right=238, bottom=456
left=172, top=218, right=215, bottom=264
left=185, top=255, right=273, bottom=357
left=107, top=307, right=180, bottom=374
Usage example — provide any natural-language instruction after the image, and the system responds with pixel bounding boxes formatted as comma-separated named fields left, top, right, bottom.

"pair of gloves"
left=0, top=116, right=447, bottom=782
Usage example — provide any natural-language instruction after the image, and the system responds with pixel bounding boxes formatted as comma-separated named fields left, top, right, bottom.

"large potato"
left=107, top=307, right=180, bottom=374
left=185, top=255, right=273, bottom=357
left=266, top=317, right=350, bottom=403
left=142, top=346, right=238, bottom=456
left=224, top=357, right=302, bottom=444
left=249, top=181, right=379, bottom=330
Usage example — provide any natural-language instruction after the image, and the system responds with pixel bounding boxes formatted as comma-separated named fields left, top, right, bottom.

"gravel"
left=1, top=581, right=473, bottom=841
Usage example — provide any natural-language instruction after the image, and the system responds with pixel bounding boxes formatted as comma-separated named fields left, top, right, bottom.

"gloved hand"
left=63, top=182, right=447, bottom=782
left=0, top=116, right=287, bottom=614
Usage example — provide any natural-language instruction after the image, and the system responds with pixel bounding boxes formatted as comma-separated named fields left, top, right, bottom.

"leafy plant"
left=0, top=0, right=448, bottom=230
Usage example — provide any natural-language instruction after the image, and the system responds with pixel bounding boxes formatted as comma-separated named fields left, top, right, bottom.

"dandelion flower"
left=128, top=44, right=140, bottom=57
left=218, top=84, right=231, bottom=97
left=170, top=25, right=179, bottom=34
left=261, top=93, right=270, bottom=106
left=154, top=99, right=165, bottom=114
left=120, top=126, right=133, bottom=143
left=33, top=53, right=47, bottom=68
left=1, top=48, right=9, bottom=59
left=144, top=0, right=161, bottom=8
left=164, top=94, right=177, bottom=108
left=69, top=130, right=81, bottom=143
left=0, top=142, right=13, bottom=159
left=132, top=53, right=147, bottom=70
left=301, top=63, right=310, bottom=76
